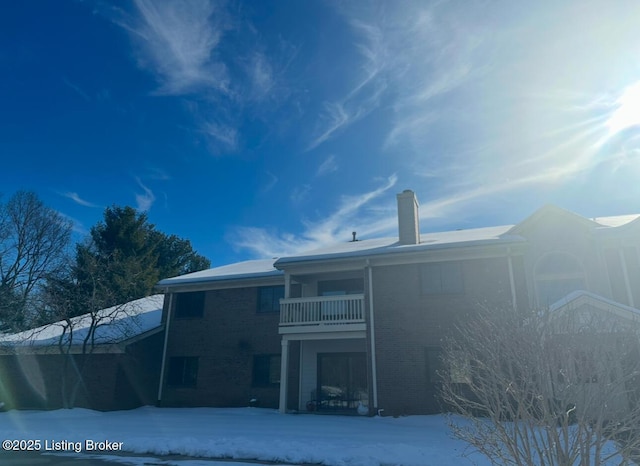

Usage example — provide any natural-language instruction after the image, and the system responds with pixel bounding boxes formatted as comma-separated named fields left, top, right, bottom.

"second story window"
left=421, top=262, right=464, bottom=295
left=257, top=286, right=284, bottom=313
left=535, top=253, right=585, bottom=307
left=174, top=291, right=205, bottom=318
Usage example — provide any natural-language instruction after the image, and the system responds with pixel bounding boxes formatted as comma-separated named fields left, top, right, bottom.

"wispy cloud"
left=60, top=192, right=99, bottom=208
left=246, top=51, right=275, bottom=101
left=306, top=16, right=388, bottom=151
left=290, top=184, right=311, bottom=205
left=134, top=177, right=155, bottom=212
left=145, top=167, right=171, bottom=181
left=346, top=18, right=388, bottom=99
left=307, top=102, right=353, bottom=151
left=201, top=119, right=239, bottom=151
left=57, top=212, right=88, bottom=236
left=316, top=155, right=338, bottom=176
left=606, top=81, right=640, bottom=135
left=306, top=1, right=482, bottom=153
left=229, top=174, right=398, bottom=257
left=61, top=77, right=91, bottom=102
left=307, top=81, right=387, bottom=151
left=260, top=171, right=279, bottom=195
left=110, top=1, right=299, bottom=155
left=381, top=4, right=483, bottom=151
left=122, top=0, right=230, bottom=96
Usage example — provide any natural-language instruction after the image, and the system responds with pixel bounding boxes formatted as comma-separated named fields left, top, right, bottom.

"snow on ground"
left=0, top=407, right=484, bottom=466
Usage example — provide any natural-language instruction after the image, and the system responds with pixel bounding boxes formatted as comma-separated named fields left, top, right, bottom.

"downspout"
left=367, top=260, right=379, bottom=411
left=157, top=290, right=174, bottom=404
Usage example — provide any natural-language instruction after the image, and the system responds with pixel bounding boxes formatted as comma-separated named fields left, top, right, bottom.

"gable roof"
left=550, top=290, right=640, bottom=320
left=0, top=295, right=164, bottom=350
left=155, top=204, right=640, bottom=288
left=507, top=204, right=599, bottom=236
left=276, top=225, right=520, bottom=266
left=593, top=214, right=640, bottom=228
left=157, top=258, right=282, bottom=288
left=507, top=205, right=640, bottom=237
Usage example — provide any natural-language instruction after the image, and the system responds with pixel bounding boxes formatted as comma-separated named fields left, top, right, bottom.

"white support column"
left=619, top=247, right=635, bottom=308
left=507, top=249, right=517, bottom=311
left=284, top=272, right=291, bottom=299
left=279, top=338, right=289, bottom=413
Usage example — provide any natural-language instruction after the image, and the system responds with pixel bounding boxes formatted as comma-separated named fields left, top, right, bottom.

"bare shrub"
left=441, top=304, right=640, bottom=466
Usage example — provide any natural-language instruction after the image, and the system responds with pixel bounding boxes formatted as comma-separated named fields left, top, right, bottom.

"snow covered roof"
left=593, top=214, right=640, bottom=228
left=0, top=295, right=164, bottom=348
left=157, top=226, right=521, bottom=287
left=156, top=258, right=282, bottom=287
left=276, top=225, right=520, bottom=265
left=155, top=205, right=640, bottom=288
left=549, top=290, right=640, bottom=318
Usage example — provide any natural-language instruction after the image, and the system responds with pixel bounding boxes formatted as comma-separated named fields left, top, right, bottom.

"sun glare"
left=606, top=81, right=640, bottom=135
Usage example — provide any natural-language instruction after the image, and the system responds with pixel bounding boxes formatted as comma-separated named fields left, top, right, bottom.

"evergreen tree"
left=76, top=206, right=160, bottom=306
left=152, top=231, right=212, bottom=278
left=45, top=205, right=210, bottom=317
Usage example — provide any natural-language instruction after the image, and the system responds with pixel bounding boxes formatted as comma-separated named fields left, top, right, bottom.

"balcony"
left=279, top=294, right=366, bottom=335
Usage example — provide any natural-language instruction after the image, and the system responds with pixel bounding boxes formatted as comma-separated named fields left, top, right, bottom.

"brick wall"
left=372, top=257, right=514, bottom=416
left=0, top=334, right=163, bottom=411
left=161, top=287, right=282, bottom=408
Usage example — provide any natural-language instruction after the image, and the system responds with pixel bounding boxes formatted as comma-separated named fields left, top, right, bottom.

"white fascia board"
left=278, top=240, right=526, bottom=274
left=156, top=275, right=285, bottom=293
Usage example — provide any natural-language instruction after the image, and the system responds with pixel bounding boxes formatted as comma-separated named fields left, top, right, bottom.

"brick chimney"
left=397, top=189, right=420, bottom=245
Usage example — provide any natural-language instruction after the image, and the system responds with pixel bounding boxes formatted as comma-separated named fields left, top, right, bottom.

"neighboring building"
left=156, top=190, right=640, bottom=416
left=0, top=295, right=164, bottom=411
left=546, top=290, right=640, bottom=420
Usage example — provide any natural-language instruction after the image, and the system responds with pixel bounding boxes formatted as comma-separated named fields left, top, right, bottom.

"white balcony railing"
left=279, top=294, right=365, bottom=327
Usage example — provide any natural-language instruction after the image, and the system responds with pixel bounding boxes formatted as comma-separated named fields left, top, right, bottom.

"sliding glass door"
left=317, top=352, right=367, bottom=412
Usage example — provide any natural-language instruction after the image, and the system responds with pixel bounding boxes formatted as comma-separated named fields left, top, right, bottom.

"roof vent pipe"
left=397, top=189, right=420, bottom=245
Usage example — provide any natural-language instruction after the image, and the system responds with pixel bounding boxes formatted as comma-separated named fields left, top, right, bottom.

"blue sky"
left=2, top=1, right=640, bottom=267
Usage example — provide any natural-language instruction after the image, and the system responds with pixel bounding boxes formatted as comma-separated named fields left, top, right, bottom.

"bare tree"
left=0, top=191, right=71, bottom=330
left=39, top=253, right=150, bottom=408
left=440, top=304, right=640, bottom=466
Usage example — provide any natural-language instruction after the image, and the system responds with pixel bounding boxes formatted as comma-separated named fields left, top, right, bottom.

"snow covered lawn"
left=0, top=406, right=483, bottom=466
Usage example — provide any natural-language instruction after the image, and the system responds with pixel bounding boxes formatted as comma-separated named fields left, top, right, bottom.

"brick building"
left=156, top=190, right=640, bottom=416
left=0, top=295, right=164, bottom=410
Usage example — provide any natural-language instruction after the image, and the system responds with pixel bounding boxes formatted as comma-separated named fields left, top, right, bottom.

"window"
left=449, top=351, right=472, bottom=384
left=257, top=286, right=284, bottom=313
left=535, top=253, right=585, bottom=306
left=318, top=278, right=364, bottom=295
left=574, top=351, right=598, bottom=384
left=421, top=262, right=464, bottom=295
left=425, top=347, right=443, bottom=385
left=426, top=347, right=470, bottom=385
left=252, top=354, right=281, bottom=386
left=167, top=357, right=198, bottom=387
left=174, top=291, right=205, bottom=318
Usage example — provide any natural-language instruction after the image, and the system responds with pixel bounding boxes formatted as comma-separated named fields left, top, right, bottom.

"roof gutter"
left=274, top=238, right=525, bottom=270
